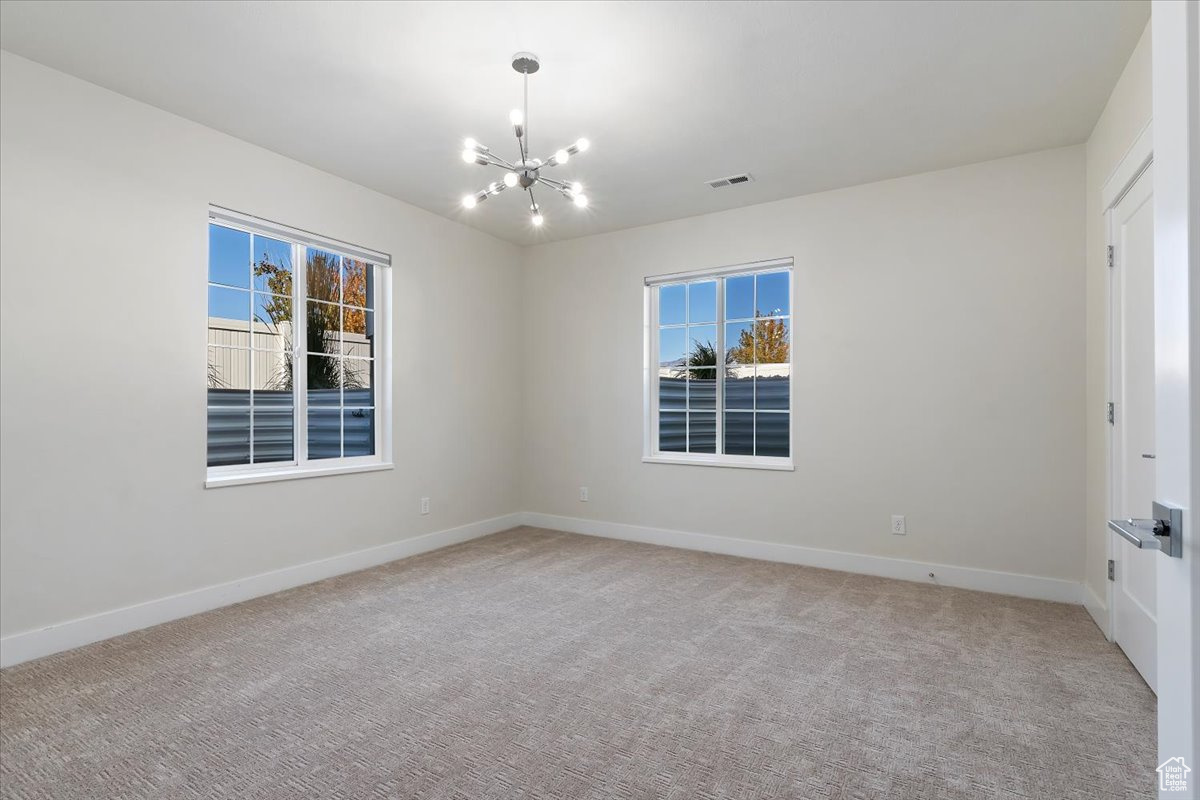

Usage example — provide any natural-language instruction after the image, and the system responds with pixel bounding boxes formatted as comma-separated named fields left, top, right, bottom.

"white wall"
left=1082, top=24, right=1153, bottom=627
left=521, top=146, right=1087, bottom=584
left=0, top=52, right=524, bottom=640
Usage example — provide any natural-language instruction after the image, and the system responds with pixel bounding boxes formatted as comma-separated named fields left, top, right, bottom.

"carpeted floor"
left=0, top=526, right=1156, bottom=799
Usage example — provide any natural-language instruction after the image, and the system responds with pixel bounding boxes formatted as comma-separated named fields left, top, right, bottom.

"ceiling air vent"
left=706, top=173, right=755, bottom=189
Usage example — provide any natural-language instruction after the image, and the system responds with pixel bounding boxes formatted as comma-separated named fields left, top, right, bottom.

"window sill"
left=205, top=462, right=394, bottom=489
left=642, top=454, right=794, bottom=472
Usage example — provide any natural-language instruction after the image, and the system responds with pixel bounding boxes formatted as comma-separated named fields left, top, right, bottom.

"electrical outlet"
left=579, top=486, right=589, bottom=502
left=891, top=515, right=906, bottom=535
left=420, top=497, right=430, bottom=515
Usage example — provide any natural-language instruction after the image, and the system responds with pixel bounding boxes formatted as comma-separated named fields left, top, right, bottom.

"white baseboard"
left=1083, top=582, right=1112, bottom=639
left=521, top=512, right=1083, bottom=605
left=0, top=513, right=522, bottom=669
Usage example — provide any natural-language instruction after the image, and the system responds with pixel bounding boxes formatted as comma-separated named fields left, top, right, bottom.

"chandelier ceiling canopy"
left=459, top=52, right=590, bottom=228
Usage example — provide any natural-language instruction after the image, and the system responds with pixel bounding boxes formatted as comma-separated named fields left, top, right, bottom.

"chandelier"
left=459, top=52, right=590, bottom=227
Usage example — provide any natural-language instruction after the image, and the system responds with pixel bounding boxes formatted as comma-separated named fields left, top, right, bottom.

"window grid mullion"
left=294, top=242, right=308, bottom=468
left=683, top=284, right=690, bottom=453
left=247, top=235, right=255, bottom=465
left=716, top=276, right=726, bottom=456
left=752, top=273, right=758, bottom=457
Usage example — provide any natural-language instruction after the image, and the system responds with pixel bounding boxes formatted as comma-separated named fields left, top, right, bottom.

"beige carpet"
left=1, top=526, right=1155, bottom=799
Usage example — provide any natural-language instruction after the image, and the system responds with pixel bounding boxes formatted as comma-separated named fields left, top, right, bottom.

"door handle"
left=1108, top=502, right=1184, bottom=558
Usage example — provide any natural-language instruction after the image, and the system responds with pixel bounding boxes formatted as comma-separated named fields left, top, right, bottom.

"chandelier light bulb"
left=531, top=213, right=544, bottom=226
left=464, top=137, right=480, bottom=152
left=461, top=194, right=477, bottom=209
left=504, top=172, right=519, bottom=187
left=461, top=149, right=476, bottom=164
left=509, top=109, right=524, bottom=126
left=570, top=182, right=583, bottom=195
left=576, top=138, right=590, bottom=152
left=573, top=194, right=589, bottom=208
left=554, top=149, right=570, bottom=165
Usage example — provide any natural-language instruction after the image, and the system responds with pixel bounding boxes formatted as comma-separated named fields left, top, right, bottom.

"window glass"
left=652, top=265, right=791, bottom=462
left=207, top=220, right=383, bottom=475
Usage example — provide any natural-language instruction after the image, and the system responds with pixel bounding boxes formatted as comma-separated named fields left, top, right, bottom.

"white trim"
left=1100, top=120, right=1153, bottom=213
left=1084, top=582, right=1112, bottom=639
left=641, top=454, right=794, bottom=471
left=1104, top=136, right=1155, bottom=648
left=0, top=513, right=521, bottom=668
left=205, top=461, right=394, bottom=488
left=209, top=206, right=391, bottom=266
left=520, top=512, right=1082, bottom=604
left=645, top=256, right=793, bottom=286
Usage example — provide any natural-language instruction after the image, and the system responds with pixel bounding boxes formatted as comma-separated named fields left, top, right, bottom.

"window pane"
left=686, top=325, right=717, bottom=368
left=308, top=409, right=341, bottom=460
left=726, top=275, right=754, bottom=320
left=756, top=271, right=789, bottom=317
left=208, top=286, right=250, bottom=346
left=307, top=354, right=341, bottom=405
left=253, top=392, right=294, bottom=463
left=341, top=306, right=373, bottom=358
left=756, top=413, right=789, bottom=457
left=343, top=408, right=374, bottom=456
left=659, top=327, right=687, bottom=367
left=724, top=412, right=754, bottom=455
left=252, top=292, right=291, bottom=335
left=208, top=347, right=250, bottom=467
left=343, top=358, right=374, bottom=408
left=756, top=365, right=790, bottom=410
left=306, top=301, right=340, bottom=355
left=342, top=259, right=372, bottom=309
left=306, top=249, right=341, bottom=302
left=659, top=411, right=686, bottom=452
left=209, top=225, right=250, bottom=288
left=252, top=235, right=292, bottom=295
left=659, top=284, right=685, bottom=325
left=688, top=280, right=716, bottom=324
left=755, top=318, right=790, bottom=364
left=207, top=347, right=250, bottom=397
left=689, top=412, right=716, bottom=453
left=725, top=321, right=754, bottom=365
left=659, top=373, right=686, bottom=409
left=726, top=369, right=754, bottom=410
left=207, top=407, right=250, bottom=467
left=688, top=367, right=715, bottom=409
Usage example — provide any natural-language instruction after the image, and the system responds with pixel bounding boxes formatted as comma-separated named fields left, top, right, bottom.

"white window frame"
left=205, top=207, right=393, bottom=488
left=643, top=257, right=795, bottom=471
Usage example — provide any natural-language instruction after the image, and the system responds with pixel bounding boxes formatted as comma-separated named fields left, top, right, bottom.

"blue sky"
left=660, top=272, right=789, bottom=327
left=208, top=224, right=294, bottom=321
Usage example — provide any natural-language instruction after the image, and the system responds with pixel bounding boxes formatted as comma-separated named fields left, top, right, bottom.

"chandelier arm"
left=538, top=148, right=576, bottom=167
left=485, top=153, right=516, bottom=170
left=536, top=176, right=568, bottom=192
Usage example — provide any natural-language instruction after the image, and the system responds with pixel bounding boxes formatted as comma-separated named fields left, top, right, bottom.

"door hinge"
left=1108, top=559, right=1115, bottom=581
left=1107, top=245, right=1114, bottom=268
left=1107, top=402, right=1115, bottom=425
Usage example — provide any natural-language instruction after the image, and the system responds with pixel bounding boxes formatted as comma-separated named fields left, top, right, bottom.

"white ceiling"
left=0, top=0, right=1148, bottom=246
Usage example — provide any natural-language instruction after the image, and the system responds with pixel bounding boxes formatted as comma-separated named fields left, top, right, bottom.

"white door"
left=1109, top=164, right=1156, bottom=692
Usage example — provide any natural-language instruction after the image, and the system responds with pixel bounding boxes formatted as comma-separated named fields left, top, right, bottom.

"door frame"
left=1103, top=122, right=1154, bottom=641
left=1150, top=0, right=1199, bottom=786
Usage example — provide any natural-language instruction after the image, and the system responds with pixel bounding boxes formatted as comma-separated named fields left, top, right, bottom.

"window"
left=206, top=208, right=391, bottom=487
left=645, top=259, right=793, bottom=469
